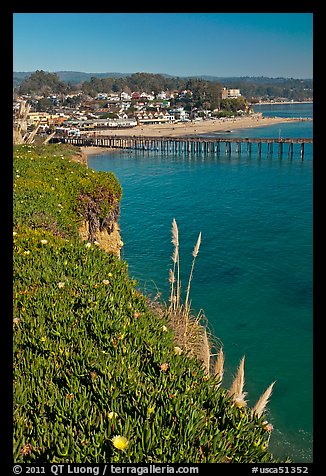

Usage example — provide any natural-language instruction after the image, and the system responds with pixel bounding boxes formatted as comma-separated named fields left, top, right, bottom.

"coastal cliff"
left=73, top=147, right=123, bottom=258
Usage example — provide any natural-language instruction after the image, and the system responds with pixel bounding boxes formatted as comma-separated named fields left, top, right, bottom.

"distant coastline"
left=252, top=100, right=313, bottom=105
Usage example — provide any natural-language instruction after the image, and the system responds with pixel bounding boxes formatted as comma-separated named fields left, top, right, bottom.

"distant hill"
left=55, top=71, right=135, bottom=83
left=13, top=71, right=133, bottom=86
left=200, top=75, right=312, bottom=82
left=13, top=71, right=313, bottom=86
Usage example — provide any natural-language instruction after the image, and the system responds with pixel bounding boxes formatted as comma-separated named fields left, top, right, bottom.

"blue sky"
left=13, top=13, right=313, bottom=78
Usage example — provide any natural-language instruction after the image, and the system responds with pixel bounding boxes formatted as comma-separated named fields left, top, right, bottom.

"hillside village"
left=13, top=70, right=313, bottom=142
left=13, top=86, right=247, bottom=139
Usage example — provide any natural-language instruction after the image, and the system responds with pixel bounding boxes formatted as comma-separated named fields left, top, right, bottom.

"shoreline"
left=251, top=100, right=313, bottom=105
left=80, top=115, right=312, bottom=156
left=80, top=145, right=118, bottom=156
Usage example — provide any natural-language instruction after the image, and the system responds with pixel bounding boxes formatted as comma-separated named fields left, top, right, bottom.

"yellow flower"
left=160, top=363, right=169, bottom=372
left=174, top=346, right=182, bottom=355
left=40, top=239, right=48, bottom=245
left=111, top=435, right=129, bottom=450
left=20, top=443, right=33, bottom=456
left=58, top=282, right=65, bottom=288
left=108, top=411, right=118, bottom=420
left=102, top=279, right=110, bottom=285
left=40, top=336, right=47, bottom=342
left=108, top=272, right=113, bottom=277
left=162, top=325, right=168, bottom=332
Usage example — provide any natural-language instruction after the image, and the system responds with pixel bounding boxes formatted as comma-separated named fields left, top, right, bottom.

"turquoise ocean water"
left=88, top=103, right=313, bottom=462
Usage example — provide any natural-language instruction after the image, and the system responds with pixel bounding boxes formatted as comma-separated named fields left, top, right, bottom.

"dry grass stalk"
left=202, top=328, right=211, bottom=374
left=188, top=321, right=211, bottom=375
left=251, top=381, right=276, bottom=418
left=214, top=348, right=225, bottom=387
left=184, top=231, right=202, bottom=319
left=171, top=217, right=179, bottom=248
left=229, top=356, right=247, bottom=407
left=170, top=218, right=180, bottom=312
left=168, top=220, right=243, bottom=384
left=167, top=220, right=211, bottom=371
left=168, top=269, right=176, bottom=308
left=193, top=232, right=202, bottom=258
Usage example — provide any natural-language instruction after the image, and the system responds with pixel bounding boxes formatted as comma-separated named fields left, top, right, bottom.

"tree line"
left=15, top=70, right=313, bottom=106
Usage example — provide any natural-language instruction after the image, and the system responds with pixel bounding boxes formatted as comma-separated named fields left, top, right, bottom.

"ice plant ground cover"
left=13, top=144, right=284, bottom=463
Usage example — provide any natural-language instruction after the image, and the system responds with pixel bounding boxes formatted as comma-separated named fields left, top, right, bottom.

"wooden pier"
left=53, top=134, right=313, bottom=159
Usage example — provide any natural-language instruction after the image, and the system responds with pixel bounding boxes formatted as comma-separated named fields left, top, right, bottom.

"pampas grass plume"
left=229, top=356, right=247, bottom=407
left=252, top=381, right=276, bottom=418
left=214, top=348, right=224, bottom=387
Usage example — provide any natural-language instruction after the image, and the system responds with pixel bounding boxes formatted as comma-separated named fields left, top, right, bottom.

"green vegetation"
left=14, top=70, right=313, bottom=102
left=13, top=144, right=283, bottom=463
left=17, top=70, right=69, bottom=97
left=13, top=143, right=121, bottom=241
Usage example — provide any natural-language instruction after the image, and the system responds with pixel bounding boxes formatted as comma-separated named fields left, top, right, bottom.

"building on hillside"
left=96, top=93, right=108, bottom=100
left=27, top=112, right=68, bottom=127
left=107, top=94, right=120, bottom=103
left=221, top=87, right=241, bottom=99
left=119, top=101, right=132, bottom=111
left=120, top=91, right=132, bottom=101
left=179, top=89, right=193, bottom=98
left=168, top=107, right=189, bottom=121
left=61, top=117, right=137, bottom=131
left=135, top=110, right=174, bottom=125
left=156, top=91, right=167, bottom=100
left=140, top=92, right=155, bottom=101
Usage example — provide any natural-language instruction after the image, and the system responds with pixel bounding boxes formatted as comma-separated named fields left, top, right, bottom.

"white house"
left=179, top=89, right=193, bottom=98
left=119, top=101, right=132, bottom=111
left=156, top=91, right=167, bottom=100
left=96, top=93, right=108, bottom=100
left=107, top=94, right=120, bottom=103
left=168, top=107, right=189, bottom=121
left=140, top=92, right=155, bottom=101
left=120, top=91, right=132, bottom=101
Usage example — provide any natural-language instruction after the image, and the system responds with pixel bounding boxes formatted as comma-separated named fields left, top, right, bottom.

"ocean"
left=87, top=103, right=313, bottom=463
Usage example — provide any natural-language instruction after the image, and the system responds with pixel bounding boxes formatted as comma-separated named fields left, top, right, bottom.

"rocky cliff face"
left=75, top=148, right=123, bottom=259
left=78, top=221, right=123, bottom=259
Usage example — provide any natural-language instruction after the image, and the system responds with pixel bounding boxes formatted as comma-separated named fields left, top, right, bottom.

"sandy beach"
left=80, top=146, right=116, bottom=156
left=91, top=115, right=309, bottom=137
